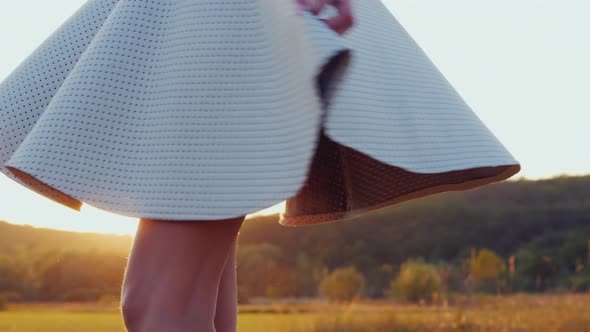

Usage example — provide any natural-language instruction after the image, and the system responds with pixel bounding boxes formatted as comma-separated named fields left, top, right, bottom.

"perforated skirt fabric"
left=0, top=0, right=520, bottom=226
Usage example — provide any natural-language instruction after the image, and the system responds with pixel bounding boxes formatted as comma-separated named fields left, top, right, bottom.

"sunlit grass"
left=0, top=312, right=125, bottom=332
left=1, top=294, right=590, bottom=331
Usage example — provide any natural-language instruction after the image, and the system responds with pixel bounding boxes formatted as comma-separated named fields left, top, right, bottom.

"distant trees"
left=0, top=295, right=6, bottom=311
left=470, top=249, right=506, bottom=293
left=2, top=175, right=590, bottom=302
left=391, top=259, right=442, bottom=303
left=38, top=251, right=126, bottom=301
left=236, top=243, right=297, bottom=302
left=319, top=266, right=365, bottom=302
left=0, top=255, right=26, bottom=299
left=365, top=263, right=396, bottom=298
left=0, top=248, right=126, bottom=302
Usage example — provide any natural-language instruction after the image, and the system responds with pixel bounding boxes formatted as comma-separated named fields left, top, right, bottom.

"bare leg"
left=214, top=235, right=238, bottom=332
left=121, top=215, right=246, bottom=332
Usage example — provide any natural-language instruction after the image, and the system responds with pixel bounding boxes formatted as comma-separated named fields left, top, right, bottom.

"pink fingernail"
left=295, top=2, right=308, bottom=15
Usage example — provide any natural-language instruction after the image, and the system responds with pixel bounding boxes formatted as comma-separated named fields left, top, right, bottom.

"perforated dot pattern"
left=0, top=0, right=519, bottom=224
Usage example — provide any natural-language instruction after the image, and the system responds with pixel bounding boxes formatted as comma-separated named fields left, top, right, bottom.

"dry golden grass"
left=1, top=293, right=590, bottom=331
left=298, top=293, right=590, bottom=332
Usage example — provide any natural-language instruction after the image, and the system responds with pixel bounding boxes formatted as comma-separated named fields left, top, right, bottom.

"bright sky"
left=0, top=0, right=588, bottom=235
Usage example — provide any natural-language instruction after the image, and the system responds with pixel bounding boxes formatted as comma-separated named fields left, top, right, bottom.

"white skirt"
left=0, top=0, right=520, bottom=226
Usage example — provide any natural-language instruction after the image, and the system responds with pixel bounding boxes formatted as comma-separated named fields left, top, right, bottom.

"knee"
left=121, top=290, right=217, bottom=332
left=121, top=291, right=148, bottom=332
left=121, top=291, right=165, bottom=332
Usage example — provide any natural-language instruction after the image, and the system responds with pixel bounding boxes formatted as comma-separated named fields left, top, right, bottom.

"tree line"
left=1, top=175, right=589, bottom=304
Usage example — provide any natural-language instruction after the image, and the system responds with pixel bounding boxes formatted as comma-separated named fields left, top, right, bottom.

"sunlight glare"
left=253, top=201, right=285, bottom=216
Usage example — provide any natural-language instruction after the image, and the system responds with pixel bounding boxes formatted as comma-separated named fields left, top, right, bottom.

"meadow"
left=2, top=176, right=590, bottom=331
left=1, top=293, right=590, bottom=332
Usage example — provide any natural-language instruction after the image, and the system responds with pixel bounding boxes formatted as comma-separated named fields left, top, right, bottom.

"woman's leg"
left=121, top=215, right=246, bottom=332
left=213, top=234, right=239, bottom=332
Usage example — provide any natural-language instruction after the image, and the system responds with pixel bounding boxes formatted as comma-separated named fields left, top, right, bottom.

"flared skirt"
left=0, top=0, right=520, bottom=226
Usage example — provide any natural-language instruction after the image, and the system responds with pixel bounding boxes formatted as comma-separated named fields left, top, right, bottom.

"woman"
left=122, top=2, right=356, bottom=331
left=0, top=0, right=520, bottom=331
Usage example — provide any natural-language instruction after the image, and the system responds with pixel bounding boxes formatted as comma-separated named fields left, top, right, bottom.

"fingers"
left=294, top=0, right=309, bottom=15
left=295, top=0, right=355, bottom=34
left=295, top=0, right=309, bottom=10
left=323, top=8, right=354, bottom=34
left=311, top=0, right=328, bottom=15
left=309, top=0, right=355, bottom=35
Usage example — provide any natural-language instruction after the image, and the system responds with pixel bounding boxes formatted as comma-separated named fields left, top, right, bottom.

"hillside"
left=238, top=175, right=590, bottom=268
left=2, top=174, right=590, bottom=264
left=1, top=174, right=590, bottom=300
left=0, top=221, right=133, bottom=255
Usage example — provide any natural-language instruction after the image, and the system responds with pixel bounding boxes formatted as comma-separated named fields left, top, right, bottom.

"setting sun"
left=253, top=202, right=285, bottom=216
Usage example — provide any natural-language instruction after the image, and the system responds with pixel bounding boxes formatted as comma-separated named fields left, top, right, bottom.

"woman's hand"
left=295, top=0, right=355, bottom=35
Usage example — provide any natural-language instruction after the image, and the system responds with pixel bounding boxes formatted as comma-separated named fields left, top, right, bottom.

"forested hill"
left=238, top=175, right=590, bottom=268
left=0, top=221, right=133, bottom=255
left=2, top=174, right=589, bottom=301
left=2, top=174, right=590, bottom=265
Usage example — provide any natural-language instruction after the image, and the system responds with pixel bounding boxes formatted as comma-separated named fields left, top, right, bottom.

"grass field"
left=1, top=294, right=590, bottom=331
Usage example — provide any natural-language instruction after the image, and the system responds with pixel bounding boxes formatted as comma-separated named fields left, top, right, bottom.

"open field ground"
left=1, top=294, right=590, bottom=331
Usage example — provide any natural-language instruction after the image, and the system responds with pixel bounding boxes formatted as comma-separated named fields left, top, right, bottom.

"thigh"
left=121, top=216, right=246, bottom=324
left=124, top=216, right=246, bottom=282
left=128, top=216, right=245, bottom=262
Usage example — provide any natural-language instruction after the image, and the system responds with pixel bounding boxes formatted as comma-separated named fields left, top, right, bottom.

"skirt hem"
left=278, top=163, right=521, bottom=226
